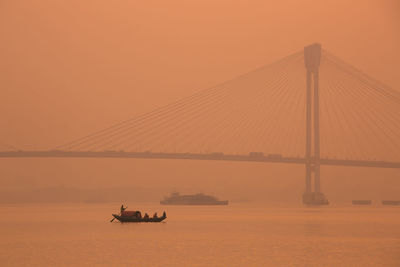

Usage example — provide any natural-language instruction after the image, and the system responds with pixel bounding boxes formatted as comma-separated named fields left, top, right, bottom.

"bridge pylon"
left=303, top=43, right=329, bottom=205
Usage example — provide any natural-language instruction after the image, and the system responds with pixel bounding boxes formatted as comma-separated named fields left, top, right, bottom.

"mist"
left=0, top=0, right=399, bottom=203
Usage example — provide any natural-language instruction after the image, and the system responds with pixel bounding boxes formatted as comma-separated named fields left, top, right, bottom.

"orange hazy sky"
left=0, top=0, right=399, bottom=149
left=0, top=0, right=400, bottom=203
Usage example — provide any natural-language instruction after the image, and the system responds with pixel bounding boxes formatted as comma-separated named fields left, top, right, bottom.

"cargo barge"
left=160, top=192, right=228, bottom=205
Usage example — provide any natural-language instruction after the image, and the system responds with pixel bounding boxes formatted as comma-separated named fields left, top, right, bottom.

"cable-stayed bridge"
left=1, top=43, right=400, bottom=204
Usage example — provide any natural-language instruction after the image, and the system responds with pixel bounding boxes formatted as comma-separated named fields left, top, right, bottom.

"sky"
left=0, top=0, right=399, bottom=201
left=0, top=0, right=399, bottom=148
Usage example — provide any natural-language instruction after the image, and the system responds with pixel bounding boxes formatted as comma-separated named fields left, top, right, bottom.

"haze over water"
left=1, top=203, right=400, bottom=266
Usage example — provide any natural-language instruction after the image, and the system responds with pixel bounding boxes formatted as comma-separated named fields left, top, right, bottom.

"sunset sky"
left=0, top=0, right=399, bottom=149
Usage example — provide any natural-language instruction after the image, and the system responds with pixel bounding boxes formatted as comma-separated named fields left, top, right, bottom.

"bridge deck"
left=0, top=151, right=399, bottom=169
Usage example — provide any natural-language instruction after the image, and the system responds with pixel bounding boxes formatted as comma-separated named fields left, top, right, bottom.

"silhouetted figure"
left=153, top=212, right=158, bottom=218
left=163, top=211, right=166, bottom=218
left=144, top=213, right=149, bottom=219
left=120, top=204, right=126, bottom=213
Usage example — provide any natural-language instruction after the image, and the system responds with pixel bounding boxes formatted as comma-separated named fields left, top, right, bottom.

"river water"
left=0, top=203, right=399, bottom=266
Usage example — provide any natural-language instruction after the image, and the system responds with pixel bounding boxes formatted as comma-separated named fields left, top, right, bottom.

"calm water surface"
left=0, top=203, right=399, bottom=266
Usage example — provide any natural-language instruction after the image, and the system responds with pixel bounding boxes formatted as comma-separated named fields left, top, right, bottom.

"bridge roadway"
left=0, top=150, right=399, bottom=169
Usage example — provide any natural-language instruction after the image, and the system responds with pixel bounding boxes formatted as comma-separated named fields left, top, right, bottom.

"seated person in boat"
left=144, top=213, right=149, bottom=219
left=153, top=212, right=158, bottom=218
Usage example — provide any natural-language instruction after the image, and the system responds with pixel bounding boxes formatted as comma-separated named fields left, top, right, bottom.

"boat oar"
left=110, top=212, right=121, bottom=222
left=110, top=206, right=128, bottom=222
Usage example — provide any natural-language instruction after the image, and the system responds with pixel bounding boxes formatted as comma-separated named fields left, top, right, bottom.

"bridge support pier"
left=302, top=43, right=329, bottom=205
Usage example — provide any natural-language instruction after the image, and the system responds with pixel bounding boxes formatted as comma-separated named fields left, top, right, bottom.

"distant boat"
left=382, top=200, right=400, bottom=206
left=111, top=210, right=167, bottom=223
left=352, top=200, right=372, bottom=205
left=160, top=192, right=228, bottom=205
left=302, top=192, right=329, bottom=205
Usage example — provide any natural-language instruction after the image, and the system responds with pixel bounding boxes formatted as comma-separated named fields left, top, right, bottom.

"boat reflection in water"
left=160, top=192, right=229, bottom=205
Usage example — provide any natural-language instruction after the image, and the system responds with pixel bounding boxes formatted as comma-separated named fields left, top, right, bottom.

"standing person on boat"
left=120, top=204, right=127, bottom=214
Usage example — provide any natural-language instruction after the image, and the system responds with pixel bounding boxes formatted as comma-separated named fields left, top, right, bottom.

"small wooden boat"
left=112, top=210, right=167, bottom=223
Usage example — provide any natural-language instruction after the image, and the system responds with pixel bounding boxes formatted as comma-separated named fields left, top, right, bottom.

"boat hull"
left=112, top=214, right=166, bottom=222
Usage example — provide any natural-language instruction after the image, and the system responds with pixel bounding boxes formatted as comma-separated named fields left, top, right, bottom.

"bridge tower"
left=303, top=43, right=329, bottom=205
